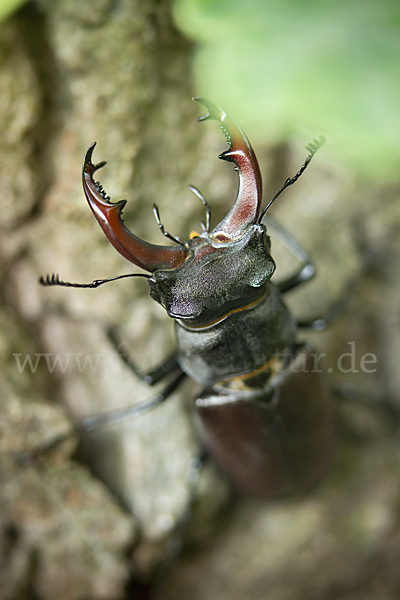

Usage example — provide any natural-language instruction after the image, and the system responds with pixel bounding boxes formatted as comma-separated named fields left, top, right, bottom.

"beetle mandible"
left=41, top=98, right=333, bottom=497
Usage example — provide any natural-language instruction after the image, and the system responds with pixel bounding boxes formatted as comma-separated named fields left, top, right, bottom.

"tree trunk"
left=1, top=1, right=400, bottom=599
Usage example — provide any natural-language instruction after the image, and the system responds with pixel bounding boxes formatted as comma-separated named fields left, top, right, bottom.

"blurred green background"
left=174, top=0, right=400, bottom=179
left=0, top=0, right=25, bottom=20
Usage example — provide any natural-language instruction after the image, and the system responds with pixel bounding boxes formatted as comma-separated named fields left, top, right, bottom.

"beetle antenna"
left=258, top=136, right=326, bottom=223
left=152, top=203, right=183, bottom=245
left=39, top=272, right=149, bottom=288
left=188, top=185, right=211, bottom=233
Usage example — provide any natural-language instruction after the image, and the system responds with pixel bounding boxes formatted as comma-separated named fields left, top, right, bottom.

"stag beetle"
left=41, top=98, right=333, bottom=497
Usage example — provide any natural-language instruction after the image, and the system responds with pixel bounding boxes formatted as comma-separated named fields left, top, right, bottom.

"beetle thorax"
left=174, top=282, right=297, bottom=385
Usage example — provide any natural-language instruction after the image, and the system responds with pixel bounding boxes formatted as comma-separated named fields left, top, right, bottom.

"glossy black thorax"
left=148, top=224, right=276, bottom=325
left=175, top=282, right=297, bottom=386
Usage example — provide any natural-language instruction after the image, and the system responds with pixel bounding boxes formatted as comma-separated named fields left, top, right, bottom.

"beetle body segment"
left=175, top=282, right=296, bottom=386
left=194, top=344, right=333, bottom=497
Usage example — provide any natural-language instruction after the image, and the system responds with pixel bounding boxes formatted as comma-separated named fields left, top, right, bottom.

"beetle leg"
left=188, top=185, right=211, bottom=233
left=297, top=274, right=359, bottom=330
left=297, top=304, right=347, bottom=331
left=107, top=325, right=180, bottom=385
left=78, top=370, right=187, bottom=432
left=152, top=203, right=183, bottom=245
left=262, top=215, right=316, bottom=293
left=11, top=431, right=76, bottom=466
left=19, top=369, right=187, bottom=457
left=15, top=331, right=184, bottom=463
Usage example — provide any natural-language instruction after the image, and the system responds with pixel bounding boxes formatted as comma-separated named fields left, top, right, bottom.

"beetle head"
left=82, top=99, right=275, bottom=325
left=149, top=224, right=275, bottom=324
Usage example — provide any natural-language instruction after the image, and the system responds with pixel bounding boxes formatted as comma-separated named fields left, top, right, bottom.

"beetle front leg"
left=297, top=300, right=348, bottom=330
left=297, top=268, right=361, bottom=330
left=106, top=325, right=180, bottom=385
left=15, top=348, right=186, bottom=461
left=263, top=215, right=316, bottom=293
left=78, top=370, right=187, bottom=432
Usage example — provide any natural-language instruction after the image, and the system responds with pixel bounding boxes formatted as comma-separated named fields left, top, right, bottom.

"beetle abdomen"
left=193, top=344, right=334, bottom=497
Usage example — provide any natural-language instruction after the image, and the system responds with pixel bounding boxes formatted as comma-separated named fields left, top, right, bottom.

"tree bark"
left=1, top=1, right=400, bottom=599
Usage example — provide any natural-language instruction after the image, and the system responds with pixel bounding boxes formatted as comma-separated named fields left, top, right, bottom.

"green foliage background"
left=0, top=0, right=25, bottom=21
left=174, top=0, right=400, bottom=180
